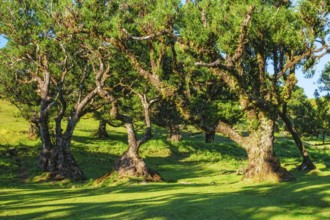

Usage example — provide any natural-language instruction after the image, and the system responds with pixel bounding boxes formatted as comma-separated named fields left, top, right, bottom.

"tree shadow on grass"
left=72, top=130, right=128, bottom=146
left=1, top=136, right=330, bottom=220
left=1, top=173, right=329, bottom=220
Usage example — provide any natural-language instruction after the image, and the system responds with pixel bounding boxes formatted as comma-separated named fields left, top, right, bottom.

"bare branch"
left=195, top=59, right=230, bottom=70
left=149, top=98, right=160, bottom=105
left=75, top=87, right=98, bottom=117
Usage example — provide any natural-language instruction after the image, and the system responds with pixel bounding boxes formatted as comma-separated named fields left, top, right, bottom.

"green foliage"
left=312, top=95, right=330, bottom=140
left=319, top=62, right=330, bottom=92
left=0, top=0, right=330, bottom=187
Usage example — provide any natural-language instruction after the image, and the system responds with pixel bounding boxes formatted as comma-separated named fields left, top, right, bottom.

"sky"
left=296, top=54, right=329, bottom=98
left=0, top=36, right=327, bottom=98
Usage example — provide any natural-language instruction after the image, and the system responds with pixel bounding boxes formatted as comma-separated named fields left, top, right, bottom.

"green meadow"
left=0, top=99, right=330, bottom=220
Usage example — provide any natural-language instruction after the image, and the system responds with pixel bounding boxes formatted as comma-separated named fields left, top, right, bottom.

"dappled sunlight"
left=1, top=171, right=330, bottom=219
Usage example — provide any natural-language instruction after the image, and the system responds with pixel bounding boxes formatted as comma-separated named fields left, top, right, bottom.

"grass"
left=0, top=99, right=330, bottom=219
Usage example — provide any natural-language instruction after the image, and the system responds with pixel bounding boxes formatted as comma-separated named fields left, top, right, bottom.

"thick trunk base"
left=243, top=158, right=294, bottom=182
left=39, top=146, right=85, bottom=181
left=244, top=143, right=294, bottom=182
left=243, top=116, right=294, bottom=182
left=114, top=151, right=163, bottom=182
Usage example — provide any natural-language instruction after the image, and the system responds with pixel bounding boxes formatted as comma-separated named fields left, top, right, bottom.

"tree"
left=0, top=0, right=108, bottom=180
left=71, top=0, right=165, bottom=179
left=152, top=99, right=184, bottom=142
left=180, top=0, right=329, bottom=181
left=94, top=65, right=163, bottom=180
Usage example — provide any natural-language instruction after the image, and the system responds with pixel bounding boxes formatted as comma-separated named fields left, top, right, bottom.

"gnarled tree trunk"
left=97, top=80, right=162, bottom=181
left=114, top=123, right=162, bottom=181
left=39, top=116, right=85, bottom=181
left=217, top=112, right=293, bottom=182
left=39, top=139, right=84, bottom=181
left=243, top=115, right=294, bottom=182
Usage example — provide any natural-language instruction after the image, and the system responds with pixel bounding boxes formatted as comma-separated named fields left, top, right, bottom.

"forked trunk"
left=168, top=124, right=182, bottom=142
left=279, top=111, right=316, bottom=171
left=114, top=123, right=162, bottom=181
left=39, top=138, right=85, bottom=181
left=243, top=116, right=294, bottom=182
left=205, top=130, right=215, bottom=143
left=39, top=117, right=85, bottom=181
left=114, top=148, right=162, bottom=182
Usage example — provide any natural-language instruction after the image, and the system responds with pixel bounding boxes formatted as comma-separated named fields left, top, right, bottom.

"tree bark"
left=279, top=111, right=316, bottom=171
left=168, top=124, right=182, bottom=142
left=39, top=116, right=85, bottom=181
left=114, top=122, right=162, bottom=181
left=217, top=112, right=294, bottom=182
left=242, top=115, right=294, bottom=182
left=97, top=82, right=163, bottom=181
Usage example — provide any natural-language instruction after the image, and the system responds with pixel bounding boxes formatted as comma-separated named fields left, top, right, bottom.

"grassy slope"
left=0, top=99, right=330, bottom=220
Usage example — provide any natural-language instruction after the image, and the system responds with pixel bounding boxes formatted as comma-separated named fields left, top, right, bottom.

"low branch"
left=215, top=121, right=246, bottom=148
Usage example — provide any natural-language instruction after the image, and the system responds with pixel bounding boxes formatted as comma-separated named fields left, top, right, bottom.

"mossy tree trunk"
left=38, top=65, right=98, bottom=181
left=217, top=111, right=294, bottom=182
left=114, top=122, right=162, bottom=181
left=39, top=111, right=85, bottom=181
left=243, top=114, right=293, bottom=182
